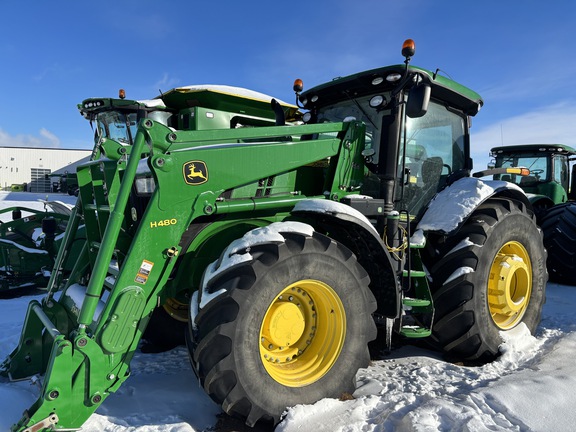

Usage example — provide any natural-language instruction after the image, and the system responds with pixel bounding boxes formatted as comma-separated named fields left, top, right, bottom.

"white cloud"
left=0, top=127, right=61, bottom=148
left=154, top=73, right=181, bottom=94
left=39, top=128, right=60, bottom=147
left=471, top=103, right=576, bottom=170
left=478, top=64, right=576, bottom=104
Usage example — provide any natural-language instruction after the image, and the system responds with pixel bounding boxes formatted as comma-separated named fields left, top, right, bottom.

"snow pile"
left=164, top=84, right=296, bottom=108
left=417, top=177, right=522, bottom=233
left=278, top=314, right=574, bottom=432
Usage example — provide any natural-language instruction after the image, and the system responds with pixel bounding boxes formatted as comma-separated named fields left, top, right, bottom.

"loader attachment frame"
left=1, top=118, right=364, bottom=431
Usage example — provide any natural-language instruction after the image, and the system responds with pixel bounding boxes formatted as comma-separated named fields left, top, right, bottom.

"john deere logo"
left=183, top=161, right=208, bottom=185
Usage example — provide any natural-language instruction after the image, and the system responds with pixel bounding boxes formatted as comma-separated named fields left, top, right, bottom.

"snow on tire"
left=423, top=197, right=547, bottom=362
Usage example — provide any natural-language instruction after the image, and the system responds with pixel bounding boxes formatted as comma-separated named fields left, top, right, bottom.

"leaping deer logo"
left=183, top=161, right=208, bottom=185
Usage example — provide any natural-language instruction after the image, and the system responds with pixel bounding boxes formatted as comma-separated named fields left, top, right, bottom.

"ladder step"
left=402, top=270, right=426, bottom=278
left=402, top=297, right=431, bottom=307
left=400, top=326, right=432, bottom=338
left=409, top=242, right=425, bottom=249
left=409, top=230, right=426, bottom=248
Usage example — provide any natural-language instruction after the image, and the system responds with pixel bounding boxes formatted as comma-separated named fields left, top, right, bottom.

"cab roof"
left=156, top=85, right=300, bottom=121
left=490, top=144, right=576, bottom=156
left=300, top=64, right=483, bottom=116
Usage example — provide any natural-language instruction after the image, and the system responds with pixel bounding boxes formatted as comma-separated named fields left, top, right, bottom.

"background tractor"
left=490, top=143, right=576, bottom=284
left=0, top=201, right=79, bottom=294
left=1, top=40, right=547, bottom=431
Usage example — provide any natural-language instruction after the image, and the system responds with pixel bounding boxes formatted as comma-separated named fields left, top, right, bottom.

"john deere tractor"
left=0, top=201, right=78, bottom=294
left=1, top=40, right=547, bottom=431
left=490, top=143, right=576, bottom=284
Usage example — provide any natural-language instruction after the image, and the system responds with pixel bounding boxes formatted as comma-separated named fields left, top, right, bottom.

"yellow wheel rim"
left=162, top=297, right=188, bottom=323
left=488, top=241, right=532, bottom=329
left=259, top=280, right=346, bottom=387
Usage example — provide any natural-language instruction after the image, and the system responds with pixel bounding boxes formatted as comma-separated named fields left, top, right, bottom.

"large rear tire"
left=423, top=198, right=547, bottom=362
left=188, top=228, right=376, bottom=426
left=540, top=202, right=576, bottom=285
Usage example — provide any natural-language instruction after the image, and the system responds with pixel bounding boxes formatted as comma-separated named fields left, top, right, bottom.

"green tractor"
left=0, top=201, right=77, bottom=294
left=490, top=143, right=576, bottom=284
left=1, top=40, right=547, bottom=431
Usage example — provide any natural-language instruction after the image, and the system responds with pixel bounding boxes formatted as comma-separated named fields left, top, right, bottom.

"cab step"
left=402, top=297, right=431, bottom=307
left=400, top=325, right=432, bottom=338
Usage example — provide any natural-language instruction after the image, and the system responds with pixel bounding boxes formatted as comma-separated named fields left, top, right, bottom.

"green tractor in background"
left=0, top=201, right=78, bottom=294
left=1, top=40, right=547, bottom=431
left=490, top=144, right=576, bottom=284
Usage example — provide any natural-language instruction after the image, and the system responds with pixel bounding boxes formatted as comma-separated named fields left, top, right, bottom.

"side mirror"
left=406, top=83, right=431, bottom=118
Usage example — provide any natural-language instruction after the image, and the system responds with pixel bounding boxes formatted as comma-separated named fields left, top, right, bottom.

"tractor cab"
left=295, top=40, right=482, bottom=221
left=490, top=144, right=576, bottom=205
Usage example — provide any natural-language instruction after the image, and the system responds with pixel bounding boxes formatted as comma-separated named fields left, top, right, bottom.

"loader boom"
left=2, top=115, right=366, bottom=429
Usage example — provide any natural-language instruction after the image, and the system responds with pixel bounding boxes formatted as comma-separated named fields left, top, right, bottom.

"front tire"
left=188, top=228, right=376, bottom=426
left=423, top=198, right=547, bottom=362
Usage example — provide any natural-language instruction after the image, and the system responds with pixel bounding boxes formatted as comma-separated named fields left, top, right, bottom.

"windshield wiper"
left=343, top=91, right=378, bottom=129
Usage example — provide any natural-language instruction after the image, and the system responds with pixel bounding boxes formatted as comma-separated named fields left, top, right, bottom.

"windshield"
left=397, top=101, right=467, bottom=216
left=97, top=111, right=138, bottom=145
left=495, top=154, right=549, bottom=185
left=316, top=94, right=384, bottom=158
left=314, top=94, right=469, bottom=218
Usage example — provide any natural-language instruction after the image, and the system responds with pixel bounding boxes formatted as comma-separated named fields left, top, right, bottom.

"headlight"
left=369, top=95, right=386, bottom=108
left=386, top=73, right=402, bottom=82
left=135, top=176, right=156, bottom=196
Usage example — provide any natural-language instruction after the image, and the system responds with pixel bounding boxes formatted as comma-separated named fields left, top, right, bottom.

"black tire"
left=540, top=202, right=576, bottom=285
left=422, top=198, right=547, bottom=362
left=141, top=303, right=187, bottom=353
left=188, top=228, right=377, bottom=426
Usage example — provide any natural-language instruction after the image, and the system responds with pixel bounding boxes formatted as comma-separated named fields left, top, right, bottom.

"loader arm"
left=1, top=118, right=364, bottom=431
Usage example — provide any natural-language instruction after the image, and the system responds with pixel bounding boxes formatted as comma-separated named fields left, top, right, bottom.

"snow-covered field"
left=0, top=192, right=575, bottom=432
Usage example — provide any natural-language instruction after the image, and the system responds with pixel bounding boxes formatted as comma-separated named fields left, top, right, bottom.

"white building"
left=0, top=146, right=92, bottom=192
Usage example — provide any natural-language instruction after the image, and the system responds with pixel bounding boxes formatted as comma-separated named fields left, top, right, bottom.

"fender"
left=416, top=176, right=532, bottom=236
left=291, top=199, right=401, bottom=318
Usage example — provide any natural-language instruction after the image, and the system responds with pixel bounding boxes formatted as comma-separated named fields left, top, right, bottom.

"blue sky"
left=1, top=1, right=575, bottom=170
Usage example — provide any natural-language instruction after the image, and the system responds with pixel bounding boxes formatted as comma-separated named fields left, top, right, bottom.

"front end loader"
left=1, top=40, right=547, bottom=431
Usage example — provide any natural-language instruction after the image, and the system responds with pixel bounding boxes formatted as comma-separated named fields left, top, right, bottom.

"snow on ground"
left=0, top=192, right=575, bottom=431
